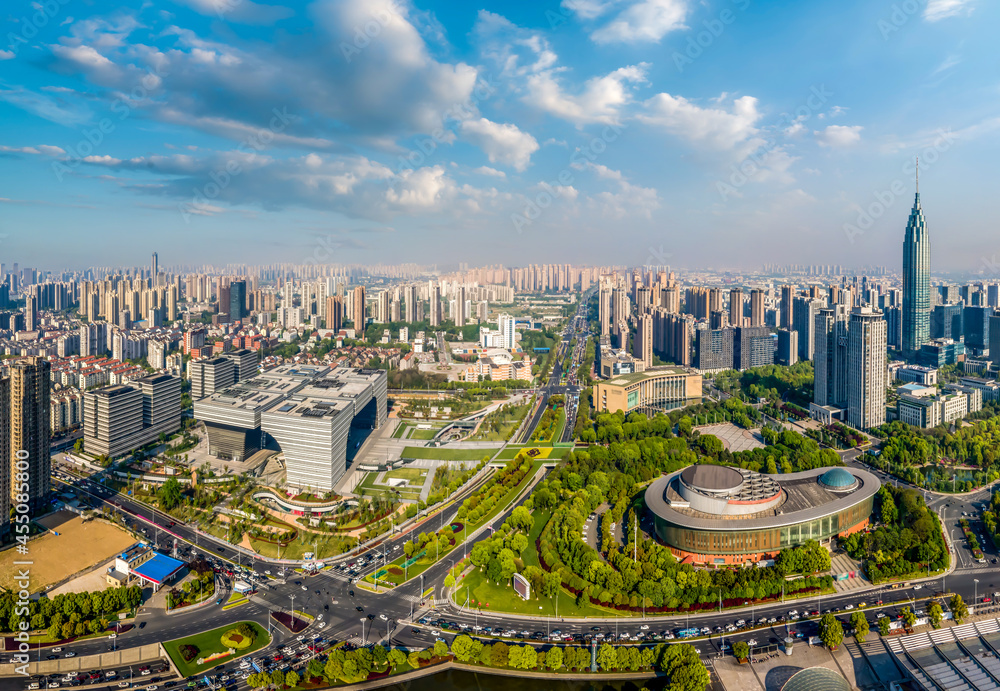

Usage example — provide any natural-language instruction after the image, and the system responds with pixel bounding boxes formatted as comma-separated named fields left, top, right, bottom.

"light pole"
left=975, top=579, right=980, bottom=605
left=360, top=618, right=366, bottom=645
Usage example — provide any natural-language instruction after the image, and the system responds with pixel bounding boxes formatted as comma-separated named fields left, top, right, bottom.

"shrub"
left=179, top=644, right=199, bottom=662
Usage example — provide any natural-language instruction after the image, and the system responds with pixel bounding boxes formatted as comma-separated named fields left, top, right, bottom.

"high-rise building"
left=0, top=377, right=9, bottom=539
left=228, top=280, right=247, bottom=322
left=902, top=174, right=931, bottom=359
left=735, top=325, right=773, bottom=370
left=151, top=252, right=158, bottom=281
left=635, top=313, right=653, bottom=368
left=750, top=289, right=765, bottom=327
left=932, top=304, right=963, bottom=340
left=793, top=296, right=825, bottom=361
left=990, top=311, right=1000, bottom=366
left=777, top=328, right=798, bottom=366
left=9, top=358, right=51, bottom=513
left=964, top=305, right=990, bottom=354
left=84, top=374, right=181, bottom=458
left=498, top=313, right=516, bottom=350
left=814, top=305, right=849, bottom=409
left=694, top=326, right=734, bottom=372
left=729, top=288, right=742, bottom=327
left=403, top=285, right=417, bottom=323
left=351, top=286, right=366, bottom=325
left=188, top=356, right=236, bottom=400
left=324, top=295, right=343, bottom=331
left=847, top=307, right=887, bottom=430
left=429, top=283, right=442, bottom=327
left=780, top=285, right=795, bottom=329
left=455, top=286, right=467, bottom=327
left=224, top=349, right=259, bottom=382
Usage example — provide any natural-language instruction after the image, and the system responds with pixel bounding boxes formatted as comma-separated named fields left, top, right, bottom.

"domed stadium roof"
left=680, top=464, right=744, bottom=492
left=819, top=468, right=858, bottom=491
left=781, top=666, right=851, bottom=691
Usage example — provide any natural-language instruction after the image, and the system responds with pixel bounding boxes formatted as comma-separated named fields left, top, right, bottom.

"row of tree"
left=0, top=585, right=142, bottom=636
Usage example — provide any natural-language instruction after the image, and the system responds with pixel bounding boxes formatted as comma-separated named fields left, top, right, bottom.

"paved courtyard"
left=697, top=422, right=767, bottom=453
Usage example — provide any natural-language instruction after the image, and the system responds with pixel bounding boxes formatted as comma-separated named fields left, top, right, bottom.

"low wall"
left=0, top=643, right=168, bottom=678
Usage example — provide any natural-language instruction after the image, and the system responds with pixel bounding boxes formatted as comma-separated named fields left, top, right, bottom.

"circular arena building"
left=644, top=464, right=880, bottom=565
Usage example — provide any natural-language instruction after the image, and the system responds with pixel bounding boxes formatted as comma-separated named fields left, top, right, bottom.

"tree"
left=433, top=639, right=449, bottom=658
left=284, top=671, right=299, bottom=689
left=928, top=601, right=943, bottom=629
left=878, top=615, right=891, bottom=636
left=451, top=634, right=474, bottom=662
left=819, top=613, right=844, bottom=650
left=270, top=670, right=284, bottom=688
left=732, top=641, right=750, bottom=661
left=158, top=477, right=183, bottom=510
left=951, top=593, right=969, bottom=624
left=901, top=606, right=917, bottom=629
left=547, top=645, right=563, bottom=670
left=444, top=574, right=456, bottom=588
left=388, top=649, right=406, bottom=668
left=306, top=658, right=324, bottom=680
left=597, top=643, right=617, bottom=671
left=850, top=611, right=869, bottom=643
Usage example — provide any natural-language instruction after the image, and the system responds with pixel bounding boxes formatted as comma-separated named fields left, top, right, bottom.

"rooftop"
left=605, top=365, right=694, bottom=386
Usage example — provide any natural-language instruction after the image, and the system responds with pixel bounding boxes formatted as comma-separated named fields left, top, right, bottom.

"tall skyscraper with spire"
left=902, top=161, right=930, bottom=359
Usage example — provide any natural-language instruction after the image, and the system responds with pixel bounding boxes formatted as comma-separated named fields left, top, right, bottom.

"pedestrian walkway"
left=829, top=552, right=870, bottom=594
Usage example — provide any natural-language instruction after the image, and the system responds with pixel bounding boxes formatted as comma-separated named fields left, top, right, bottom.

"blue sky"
left=1, top=0, right=997, bottom=272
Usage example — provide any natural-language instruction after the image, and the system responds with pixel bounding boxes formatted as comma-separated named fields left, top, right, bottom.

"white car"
left=845, top=604, right=854, bottom=610
left=639, top=624, right=649, bottom=630
left=913, top=585, right=923, bottom=591
left=52, top=648, right=63, bottom=653
left=379, top=614, right=388, bottom=621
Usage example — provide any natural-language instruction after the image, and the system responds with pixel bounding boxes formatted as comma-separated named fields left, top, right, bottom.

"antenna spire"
left=916, top=156, right=919, bottom=194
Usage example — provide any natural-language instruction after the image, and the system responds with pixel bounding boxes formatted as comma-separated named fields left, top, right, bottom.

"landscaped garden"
left=164, top=621, right=269, bottom=678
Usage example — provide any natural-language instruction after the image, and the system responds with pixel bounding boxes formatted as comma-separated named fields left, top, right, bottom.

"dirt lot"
left=0, top=513, right=136, bottom=593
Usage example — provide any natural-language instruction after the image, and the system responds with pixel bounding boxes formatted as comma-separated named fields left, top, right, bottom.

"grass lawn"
left=222, top=599, right=249, bottom=611
left=401, top=446, right=498, bottom=461
left=384, top=467, right=427, bottom=485
left=164, top=621, right=270, bottom=678
left=409, top=428, right=439, bottom=440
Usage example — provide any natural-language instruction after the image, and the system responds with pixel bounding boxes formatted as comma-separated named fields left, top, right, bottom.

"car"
left=140, top=671, right=151, bottom=677
left=47, top=684, right=60, bottom=689
left=117, top=683, right=129, bottom=688
left=356, top=606, right=364, bottom=612
left=845, top=604, right=854, bottom=610
left=913, top=585, right=923, bottom=591
left=379, top=614, right=388, bottom=621
left=108, top=633, right=117, bottom=639
left=64, top=653, right=76, bottom=658
left=301, top=585, right=308, bottom=591
left=639, top=624, right=649, bottom=630
left=52, top=648, right=63, bottom=653
left=139, top=622, right=146, bottom=629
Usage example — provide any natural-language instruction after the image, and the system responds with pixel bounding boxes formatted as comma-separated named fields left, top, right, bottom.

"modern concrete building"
left=645, top=465, right=879, bottom=565
left=735, top=325, right=774, bottom=370
left=188, top=356, right=236, bottom=400
left=593, top=366, right=702, bottom=415
left=847, top=307, right=887, bottom=430
left=777, top=328, right=798, bottom=366
left=224, top=348, right=259, bottom=383
left=83, top=374, right=182, bottom=458
left=635, top=313, right=653, bottom=368
left=194, top=365, right=387, bottom=492
left=814, top=305, right=849, bottom=409
left=9, top=357, right=51, bottom=514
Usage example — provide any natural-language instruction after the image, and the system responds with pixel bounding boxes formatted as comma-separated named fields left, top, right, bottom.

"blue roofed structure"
left=129, top=552, right=185, bottom=590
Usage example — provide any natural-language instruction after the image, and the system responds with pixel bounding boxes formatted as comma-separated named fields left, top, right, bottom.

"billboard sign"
left=512, top=573, right=530, bottom=601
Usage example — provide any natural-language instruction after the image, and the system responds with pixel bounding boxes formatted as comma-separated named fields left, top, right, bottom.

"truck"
left=677, top=628, right=699, bottom=639
left=233, top=580, right=254, bottom=595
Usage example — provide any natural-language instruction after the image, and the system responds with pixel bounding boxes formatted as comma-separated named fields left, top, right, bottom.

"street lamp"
left=360, top=618, right=366, bottom=645
left=975, top=579, right=980, bottom=605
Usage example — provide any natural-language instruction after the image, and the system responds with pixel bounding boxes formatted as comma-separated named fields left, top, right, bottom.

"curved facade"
left=645, top=465, right=879, bottom=565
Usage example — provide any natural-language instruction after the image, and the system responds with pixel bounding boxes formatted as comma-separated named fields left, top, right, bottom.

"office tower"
left=376, top=290, right=391, bottom=323
left=729, top=288, right=742, bottom=327
left=780, top=285, right=795, bottom=329
left=84, top=374, right=181, bottom=458
left=188, top=356, right=236, bottom=400
left=989, top=284, right=999, bottom=308
left=777, top=329, right=798, bottom=366
left=404, top=285, right=417, bottom=323
left=932, top=304, right=963, bottom=340
left=429, top=283, right=442, bottom=327
left=847, top=307, right=887, bottom=429
left=793, top=296, right=825, bottom=361
left=498, top=313, right=516, bottom=350
left=814, top=305, right=849, bottom=408
left=965, top=306, right=990, bottom=354
left=9, top=358, right=51, bottom=513
left=325, top=295, right=343, bottom=331
left=224, top=349, right=259, bottom=382
left=735, top=325, right=773, bottom=370
left=990, top=310, right=1000, bottom=365
left=902, top=173, right=931, bottom=359
left=750, top=289, right=764, bottom=327
left=884, top=306, right=902, bottom=349
left=229, top=280, right=247, bottom=322
left=635, top=314, right=653, bottom=368
left=151, top=252, right=158, bottom=281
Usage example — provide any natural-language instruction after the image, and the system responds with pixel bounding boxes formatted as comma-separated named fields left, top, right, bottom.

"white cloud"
left=639, top=93, right=762, bottom=151
left=814, top=124, right=863, bottom=147
left=930, top=54, right=961, bottom=76
left=590, top=0, right=688, bottom=44
left=172, top=0, right=294, bottom=24
left=0, top=144, right=66, bottom=156
left=527, top=64, right=648, bottom=126
left=0, top=50, right=14, bottom=60
left=561, top=0, right=615, bottom=20
left=473, top=166, right=507, bottom=178
left=459, top=118, right=539, bottom=171
left=924, top=0, right=975, bottom=21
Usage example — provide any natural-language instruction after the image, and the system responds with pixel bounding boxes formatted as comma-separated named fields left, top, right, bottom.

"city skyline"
left=1, top=0, right=997, bottom=270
